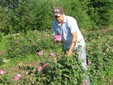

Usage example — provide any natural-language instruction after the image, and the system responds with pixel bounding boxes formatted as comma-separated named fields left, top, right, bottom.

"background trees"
left=0, top=0, right=113, bottom=34
left=87, top=0, right=113, bottom=30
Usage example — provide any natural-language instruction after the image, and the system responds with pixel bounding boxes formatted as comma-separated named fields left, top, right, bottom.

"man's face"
left=55, top=14, right=64, bottom=24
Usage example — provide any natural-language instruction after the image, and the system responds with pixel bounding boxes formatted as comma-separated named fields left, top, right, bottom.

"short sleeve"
left=68, top=17, right=79, bottom=33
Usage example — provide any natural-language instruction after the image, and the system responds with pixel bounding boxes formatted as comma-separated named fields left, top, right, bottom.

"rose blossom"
left=37, top=66, right=42, bottom=72
left=38, top=50, right=43, bottom=56
left=50, top=52, right=55, bottom=57
left=13, top=74, right=22, bottom=81
left=0, top=70, right=5, bottom=74
left=42, top=63, right=48, bottom=68
left=13, top=76, right=21, bottom=81
left=16, top=74, right=22, bottom=78
left=54, top=35, right=62, bottom=42
left=82, top=80, right=87, bottom=85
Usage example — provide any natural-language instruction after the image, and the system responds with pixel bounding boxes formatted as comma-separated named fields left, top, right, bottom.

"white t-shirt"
left=52, top=15, right=85, bottom=50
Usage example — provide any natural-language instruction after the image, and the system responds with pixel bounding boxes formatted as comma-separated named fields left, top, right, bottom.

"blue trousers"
left=75, top=45, right=90, bottom=85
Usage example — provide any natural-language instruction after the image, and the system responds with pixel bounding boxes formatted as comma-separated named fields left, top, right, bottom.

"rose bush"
left=0, top=29, right=113, bottom=84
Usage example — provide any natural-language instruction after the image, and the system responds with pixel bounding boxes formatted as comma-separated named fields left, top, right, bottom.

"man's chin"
left=57, top=21, right=60, bottom=23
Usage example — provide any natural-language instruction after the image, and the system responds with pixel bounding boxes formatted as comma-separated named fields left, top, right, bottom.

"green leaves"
left=0, top=0, right=113, bottom=34
left=0, top=29, right=113, bottom=84
left=84, top=29, right=113, bottom=84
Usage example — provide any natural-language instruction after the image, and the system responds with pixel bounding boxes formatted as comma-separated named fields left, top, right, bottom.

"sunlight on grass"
left=0, top=54, right=39, bottom=69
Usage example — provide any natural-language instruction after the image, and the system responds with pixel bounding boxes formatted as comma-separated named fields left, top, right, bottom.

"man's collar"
left=63, top=15, right=66, bottom=23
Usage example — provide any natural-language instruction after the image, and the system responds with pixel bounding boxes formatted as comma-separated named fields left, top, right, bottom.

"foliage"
left=84, top=29, right=113, bottom=84
left=34, top=53, right=84, bottom=85
left=6, top=30, right=55, bottom=58
left=1, top=44, right=85, bottom=85
left=87, top=0, right=113, bottom=29
left=0, top=29, right=113, bottom=84
left=0, top=0, right=113, bottom=34
left=0, top=0, right=53, bottom=34
left=0, top=33, right=4, bottom=42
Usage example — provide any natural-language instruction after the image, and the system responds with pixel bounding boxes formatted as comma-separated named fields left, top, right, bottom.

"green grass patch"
left=0, top=54, right=39, bottom=69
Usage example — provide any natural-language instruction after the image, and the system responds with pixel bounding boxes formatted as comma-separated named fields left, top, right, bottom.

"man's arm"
left=66, top=32, right=77, bottom=55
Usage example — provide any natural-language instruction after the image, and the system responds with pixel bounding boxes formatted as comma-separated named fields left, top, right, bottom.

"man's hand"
left=66, top=50, right=73, bottom=56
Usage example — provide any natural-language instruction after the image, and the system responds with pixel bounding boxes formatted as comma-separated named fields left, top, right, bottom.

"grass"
left=0, top=54, right=39, bottom=69
left=0, top=36, right=39, bottom=69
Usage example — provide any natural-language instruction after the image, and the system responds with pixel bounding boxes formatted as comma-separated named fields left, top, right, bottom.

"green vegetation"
left=0, top=0, right=113, bottom=34
left=0, top=29, right=113, bottom=84
left=0, top=0, right=113, bottom=84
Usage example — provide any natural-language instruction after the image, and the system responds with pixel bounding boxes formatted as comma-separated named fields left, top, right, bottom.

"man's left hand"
left=66, top=50, right=73, bottom=56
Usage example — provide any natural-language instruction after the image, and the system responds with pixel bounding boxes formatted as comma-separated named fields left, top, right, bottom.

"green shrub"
left=1, top=29, right=113, bottom=84
left=0, top=49, right=85, bottom=85
left=6, top=30, right=62, bottom=58
left=1, top=0, right=113, bottom=34
left=0, top=33, right=4, bottom=42
left=39, top=55, right=84, bottom=85
left=84, top=29, right=113, bottom=84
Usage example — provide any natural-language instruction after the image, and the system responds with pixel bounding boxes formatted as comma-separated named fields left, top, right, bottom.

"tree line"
left=0, top=0, right=113, bottom=35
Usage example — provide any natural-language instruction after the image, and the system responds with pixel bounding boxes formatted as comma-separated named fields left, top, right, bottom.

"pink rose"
left=37, top=66, right=42, bottom=72
left=16, top=74, right=22, bottom=78
left=54, top=35, right=62, bottom=42
left=38, top=50, right=43, bottom=56
left=82, top=82, right=86, bottom=85
left=42, top=63, right=48, bottom=68
left=13, top=74, right=22, bottom=81
left=50, top=52, right=55, bottom=57
left=82, top=80, right=87, bottom=85
left=13, top=76, right=20, bottom=81
left=0, top=70, right=5, bottom=75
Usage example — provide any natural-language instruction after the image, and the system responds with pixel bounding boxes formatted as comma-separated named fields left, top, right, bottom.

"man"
left=52, top=6, right=90, bottom=85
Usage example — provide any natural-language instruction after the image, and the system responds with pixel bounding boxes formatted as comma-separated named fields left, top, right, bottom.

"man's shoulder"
left=52, top=20, right=57, bottom=25
left=65, top=15, right=77, bottom=25
left=65, top=15, right=76, bottom=22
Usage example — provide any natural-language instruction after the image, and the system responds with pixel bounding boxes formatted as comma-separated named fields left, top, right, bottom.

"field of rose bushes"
left=0, top=29, right=113, bottom=85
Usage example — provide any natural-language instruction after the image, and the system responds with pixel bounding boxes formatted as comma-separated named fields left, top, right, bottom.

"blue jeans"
left=75, top=45, right=90, bottom=85
left=75, top=46, right=87, bottom=70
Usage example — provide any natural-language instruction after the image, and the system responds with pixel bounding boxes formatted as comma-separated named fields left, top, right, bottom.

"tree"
left=87, top=0, right=113, bottom=29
